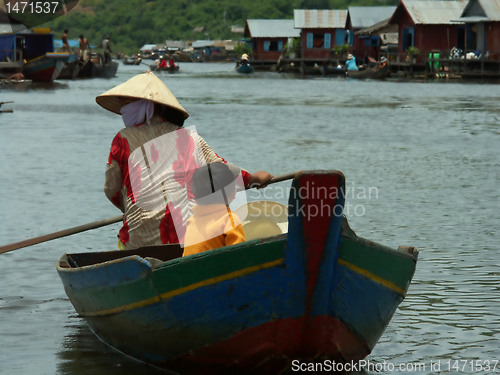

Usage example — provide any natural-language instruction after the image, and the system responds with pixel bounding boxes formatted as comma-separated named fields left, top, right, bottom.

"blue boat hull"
left=57, top=170, right=418, bottom=373
left=23, top=53, right=69, bottom=81
left=236, top=64, right=254, bottom=74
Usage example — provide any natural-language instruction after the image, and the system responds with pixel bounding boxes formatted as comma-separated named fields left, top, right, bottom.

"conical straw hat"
left=96, top=70, right=189, bottom=119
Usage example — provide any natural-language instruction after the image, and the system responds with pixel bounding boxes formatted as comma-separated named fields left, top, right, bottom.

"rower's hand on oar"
left=249, top=170, right=274, bottom=189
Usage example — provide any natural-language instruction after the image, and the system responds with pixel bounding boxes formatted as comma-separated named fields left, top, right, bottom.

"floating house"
left=244, top=19, right=300, bottom=62
left=0, top=18, right=27, bottom=77
left=354, top=17, right=399, bottom=60
left=293, top=9, right=348, bottom=61
left=0, top=27, right=69, bottom=81
left=455, top=0, right=500, bottom=55
left=139, top=44, right=158, bottom=59
left=346, top=6, right=397, bottom=60
left=389, top=0, right=467, bottom=61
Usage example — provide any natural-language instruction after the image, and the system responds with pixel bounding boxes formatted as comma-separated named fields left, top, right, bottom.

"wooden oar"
left=0, top=171, right=300, bottom=255
left=0, top=215, right=123, bottom=255
left=268, top=171, right=300, bottom=184
left=0, top=101, right=14, bottom=113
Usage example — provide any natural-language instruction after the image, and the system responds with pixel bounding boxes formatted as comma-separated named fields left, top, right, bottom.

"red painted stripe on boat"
left=159, top=315, right=369, bottom=374
left=300, top=174, right=340, bottom=318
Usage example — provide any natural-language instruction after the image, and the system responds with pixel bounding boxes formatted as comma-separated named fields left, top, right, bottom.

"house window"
left=324, top=33, right=331, bottom=49
left=306, top=33, right=314, bottom=48
left=346, top=30, right=354, bottom=45
left=313, top=33, right=324, bottom=48
left=306, top=32, right=330, bottom=49
left=263, top=40, right=284, bottom=52
left=364, top=36, right=380, bottom=47
left=335, top=29, right=346, bottom=46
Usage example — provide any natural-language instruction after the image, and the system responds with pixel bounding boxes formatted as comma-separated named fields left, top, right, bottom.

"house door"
left=402, top=27, right=414, bottom=51
left=457, top=25, right=465, bottom=50
left=475, top=22, right=486, bottom=52
left=465, top=24, right=476, bottom=51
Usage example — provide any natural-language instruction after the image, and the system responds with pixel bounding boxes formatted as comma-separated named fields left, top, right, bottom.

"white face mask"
left=120, top=99, right=154, bottom=127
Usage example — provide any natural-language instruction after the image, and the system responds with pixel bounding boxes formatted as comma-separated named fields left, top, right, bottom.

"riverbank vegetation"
left=45, top=0, right=397, bottom=54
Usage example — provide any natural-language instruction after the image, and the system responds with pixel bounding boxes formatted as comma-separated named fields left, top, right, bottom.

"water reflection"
left=57, top=315, right=168, bottom=375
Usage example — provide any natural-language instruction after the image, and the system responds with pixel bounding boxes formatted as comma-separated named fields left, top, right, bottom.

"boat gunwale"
left=56, top=233, right=288, bottom=272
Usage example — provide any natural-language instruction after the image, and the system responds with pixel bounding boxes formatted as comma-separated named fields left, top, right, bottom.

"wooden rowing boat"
left=346, top=63, right=389, bottom=80
left=236, top=63, right=254, bottom=74
left=56, top=170, right=418, bottom=373
left=150, top=64, right=180, bottom=73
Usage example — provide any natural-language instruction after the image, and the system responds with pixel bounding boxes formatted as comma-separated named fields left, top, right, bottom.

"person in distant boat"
left=97, top=71, right=273, bottom=250
left=344, top=53, right=358, bottom=71
left=375, top=56, right=388, bottom=71
left=236, top=53, right=251, bottom=70
left=157, top=56, right=168, bottom=69
left=183, top=163, right=245, bottom=257
left=102, top=35, right=112, bottom=64
left=7, top=72, right=25, bottom=81
left=78, top=34, right=91, bottom=61
left=240, top=53, right=249, bottom=66
left=61, top=29, right=70, bottom=52
left=168, top=56, right=177, bottom=69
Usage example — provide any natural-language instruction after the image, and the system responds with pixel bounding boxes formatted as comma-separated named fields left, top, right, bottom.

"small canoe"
left=0, top=79, right=32, bottom=90
left=22, top=52, right=70, bottom=82
left=57, top=170, right=418, bottom=373
left=346, top=63, right=389, bottom=80
left=151, top=64, right=180, bottom=73
left=78, top=56, right=119, bottom=79
left=236, top=63, right=254, bottom=74
left=122, top=56, right=142, bottom=65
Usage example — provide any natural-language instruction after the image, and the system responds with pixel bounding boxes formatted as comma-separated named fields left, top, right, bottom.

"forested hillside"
left=46, top=0, right=398, bottom=53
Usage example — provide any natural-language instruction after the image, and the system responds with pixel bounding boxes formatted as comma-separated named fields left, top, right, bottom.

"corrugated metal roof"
left=140, top=44, right=157, bottom=51
left=245, top=19, right=300, bottom=38
left=294, top=9, right=347, bottom=29
left=348, top=6, right=397, bottom=28
left=400, top=0, right=467, bottom=24
left=459, top=0, right=500, bottom=21
left=355, top=18, right=398, bottom=36
left=191, top=40, right=214, bottom=48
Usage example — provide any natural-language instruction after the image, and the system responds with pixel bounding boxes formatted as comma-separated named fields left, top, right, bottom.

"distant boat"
left=346, top=63, right=389, bottom=80
left=153, top=64, right=179, bottom=73
left=122, top=56, right=142, bottom=65
left=236, top=62, right=254, bottom=74
left=58, top=54, right=81, bottom=79
left=1, top=28, right=69, bottom=82
left=77, top=53, right=119, bottom=79
left=56, top=170, right=418, bottom=374
left=0, top=78, right=32, bottom=91
left=22, top=52, right=70, bottom=82
left=150, top=62, right=180, bottom=73
left=0, top=100, right=14, bottom=112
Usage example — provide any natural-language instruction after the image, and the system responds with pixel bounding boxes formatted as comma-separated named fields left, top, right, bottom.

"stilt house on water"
left=388, top=0, right=467, bottom=62
left=244, top=19, right=300, bottom=69
left=346, top=6, right=397, bottom=61
left=455, top=0, right=500, bottom=55
left=294, top=9, right=348, bottom=62
left=386, top=0, right=500, bottom=79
